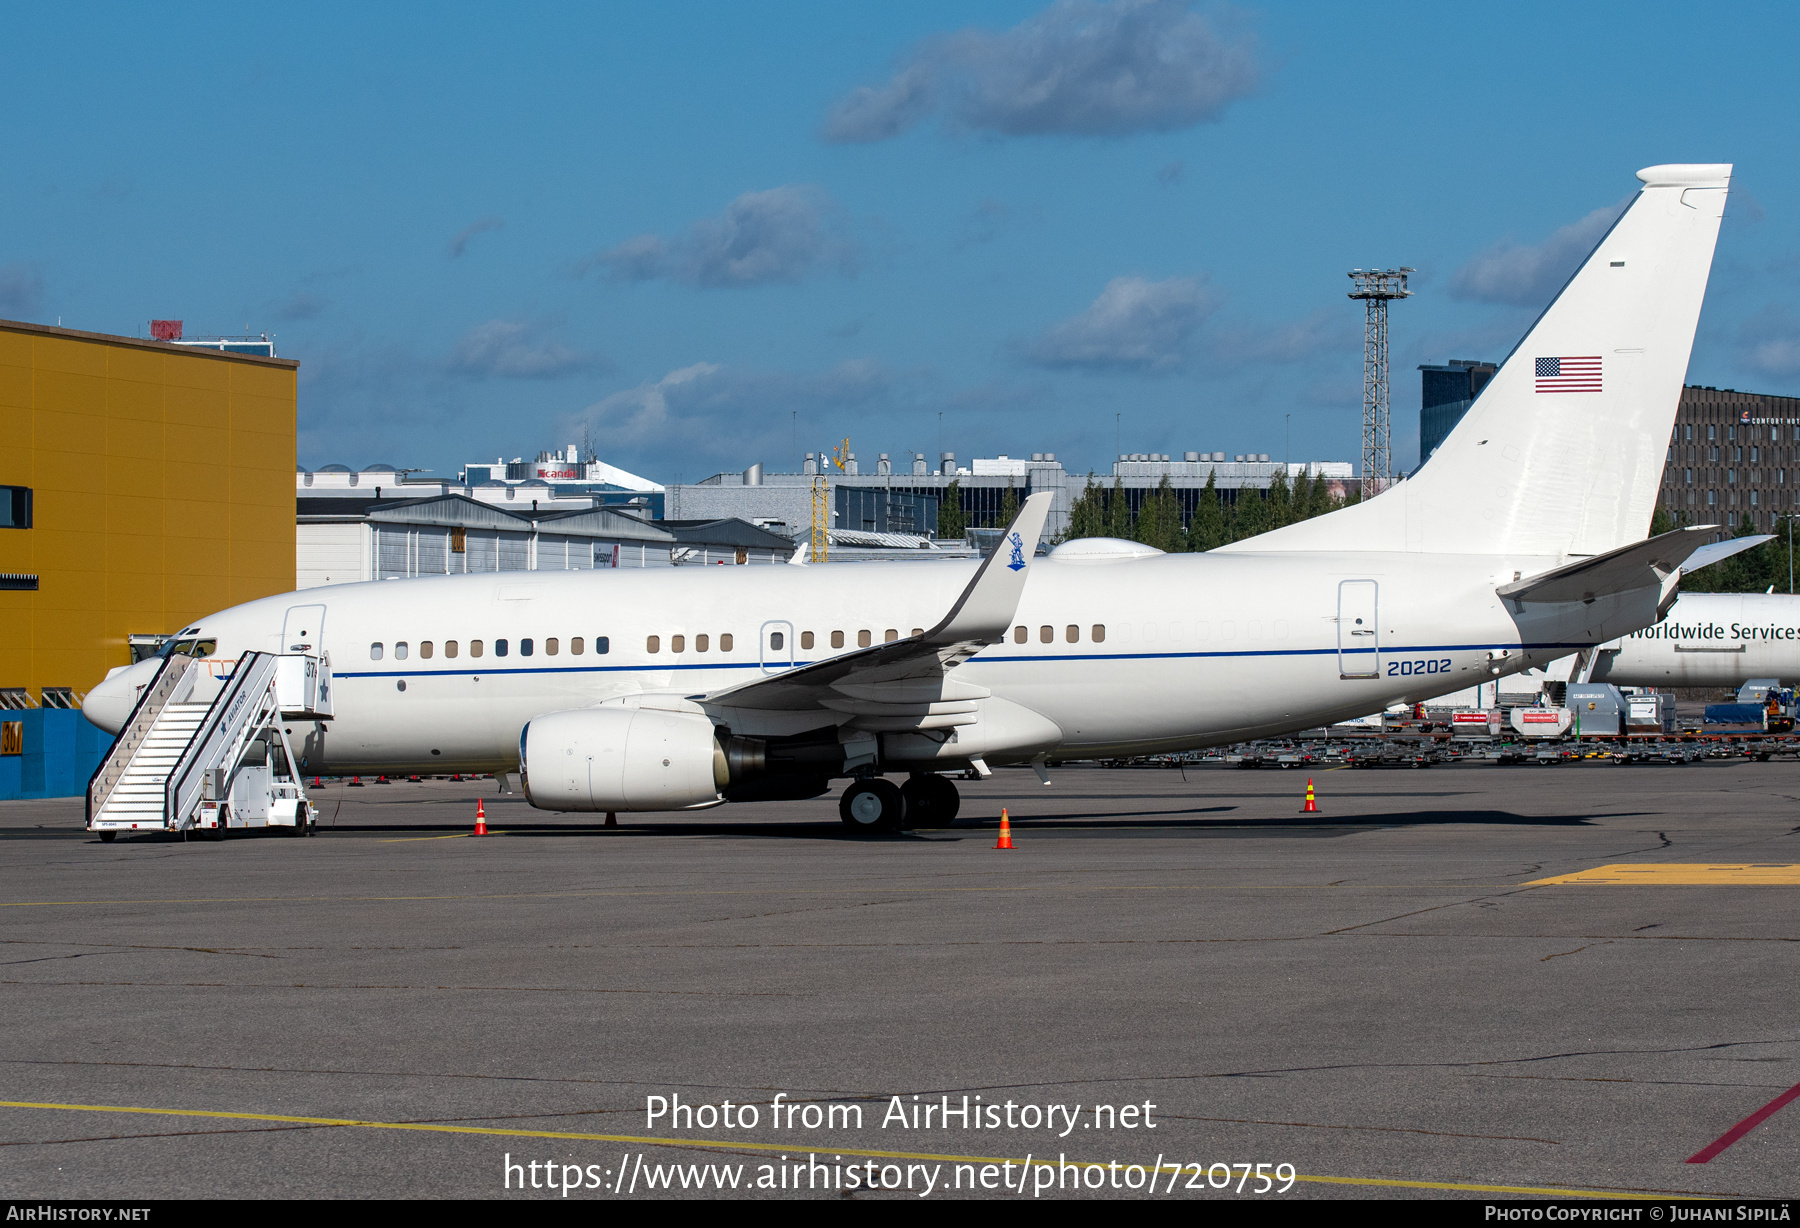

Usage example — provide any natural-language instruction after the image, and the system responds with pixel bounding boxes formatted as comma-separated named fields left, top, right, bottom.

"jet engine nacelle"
left=520, top=707, right=727, bottom=812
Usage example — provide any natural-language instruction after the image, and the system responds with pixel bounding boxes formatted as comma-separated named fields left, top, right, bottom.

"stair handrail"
left=165, top=652, right=281, bottom=831
left=85, top=653, right=198, bottom=826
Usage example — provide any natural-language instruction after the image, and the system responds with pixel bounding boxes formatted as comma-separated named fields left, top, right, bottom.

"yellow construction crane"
left=810, top=438, right=848, bottom=563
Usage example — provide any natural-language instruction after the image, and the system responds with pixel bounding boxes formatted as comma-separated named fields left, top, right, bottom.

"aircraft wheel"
left=839, top=779, right=903, bottom=835
left=900, top=774, right=960, bottom=828
left=98, top=831, right=116, bottom=843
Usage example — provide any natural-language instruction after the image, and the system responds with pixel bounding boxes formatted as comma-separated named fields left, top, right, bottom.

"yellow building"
left=0, top=318, right=299, bottom=706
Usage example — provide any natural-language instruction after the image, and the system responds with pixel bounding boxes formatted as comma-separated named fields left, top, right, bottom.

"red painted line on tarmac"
left=1686, top=1080, right=1800, bottom=1163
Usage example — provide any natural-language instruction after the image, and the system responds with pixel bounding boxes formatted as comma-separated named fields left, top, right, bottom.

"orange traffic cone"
left=474, top=798, right=487, bottom=836
left=994, top=807, right=1013, bottom=850
left=1300, top=778, right=1319, bottom=813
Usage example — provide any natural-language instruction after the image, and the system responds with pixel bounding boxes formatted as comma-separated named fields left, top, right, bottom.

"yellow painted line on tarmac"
left=0, top=1099, right=1665, bottom=1200
left=1526, top=863, right=1800, bottom=886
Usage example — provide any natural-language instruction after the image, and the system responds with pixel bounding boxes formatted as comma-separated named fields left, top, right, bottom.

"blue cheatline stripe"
left=331, top=640, right=1592, bottom=682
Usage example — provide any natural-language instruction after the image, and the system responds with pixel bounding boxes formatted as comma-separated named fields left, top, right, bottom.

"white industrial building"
left=296, top=492, right=791, bottom=589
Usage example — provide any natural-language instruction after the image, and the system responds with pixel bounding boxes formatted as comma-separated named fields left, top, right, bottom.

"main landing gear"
left=838, top=773, right=962, bottom=835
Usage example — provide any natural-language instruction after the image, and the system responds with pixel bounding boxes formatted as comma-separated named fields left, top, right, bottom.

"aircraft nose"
left=83, top=658, right=161, bottom=735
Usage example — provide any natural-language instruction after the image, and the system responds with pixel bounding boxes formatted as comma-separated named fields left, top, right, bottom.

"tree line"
left=932, top=469, right=1358, bottom=550
left=1060, top=469, right=1358, bottom=551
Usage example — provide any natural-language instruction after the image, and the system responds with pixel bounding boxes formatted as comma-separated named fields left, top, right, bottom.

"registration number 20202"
left=1387, top=658, right=1452, bottom=677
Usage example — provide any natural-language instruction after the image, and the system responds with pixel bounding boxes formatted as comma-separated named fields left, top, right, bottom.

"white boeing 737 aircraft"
left=84, top=163, right=1733, bottom=833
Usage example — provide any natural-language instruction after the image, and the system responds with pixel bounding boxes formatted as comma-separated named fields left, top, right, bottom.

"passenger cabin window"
left=884, top=629, right=898, bottom=642
left=696, top=634, right=709, bottom=653
left=420, top=641, right=434, bottom=659
left=647, top=636, right=660, bottom=654
left=395, top=642, right=409, bottom=660
left=830, top=631, right=844, bottom=649
left=1066, top=625, right=1079, bottom=643
left=370, top=643, right=384, bottom=660
left=672, top=635, right=685, bottom=653
left=1040, top=626, right=1053, bottom=643
left=520, top=638, right=533, bottom=656
left=470, top=640, right=484, bottom=658
left=1014, top=626, right=1026, bottom=644
left=495, top=639, right=509, bottom=657
left=570, top=637, right=583, bottom=655
left=720, top=633, right=733, bottom=652
left=445, top=641, right=459, bottom=658
left=857, top=630, right=872, bottom=647
left=769, top=631, right=784, bottom=650
left=1092, top=625, right=1106, bottom=642
left=912, top=628, right=923, bottom=637
left=800, top=632, right=814, bottom=649
left=545, top=637, right=558, bottom=656
left=597, top=636, right=610, bottom=654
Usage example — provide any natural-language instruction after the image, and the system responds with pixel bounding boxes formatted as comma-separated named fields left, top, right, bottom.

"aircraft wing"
left=700, top=492, right=1054, bottom=713
left=1498, top=526, right=1722, bottom=604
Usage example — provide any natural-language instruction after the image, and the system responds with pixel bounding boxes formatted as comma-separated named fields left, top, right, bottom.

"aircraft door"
left=282, top=604, right=327, bottom=655
left=1337, top=581, right=1379, bottom=679
left=760, top=621, right=794, bottom=673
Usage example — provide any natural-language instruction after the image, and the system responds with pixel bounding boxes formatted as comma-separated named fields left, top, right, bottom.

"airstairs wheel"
left=98, top=832, right=116, bottom=843
left=839, top=779, right=903, bottom=835
left=900, top=774, right=960, bottom=828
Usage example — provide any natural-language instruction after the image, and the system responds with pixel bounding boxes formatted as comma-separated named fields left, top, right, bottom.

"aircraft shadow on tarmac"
left=49, top=806, right=1645, bottom=845
left=275, top=805, right=1638, bottom=842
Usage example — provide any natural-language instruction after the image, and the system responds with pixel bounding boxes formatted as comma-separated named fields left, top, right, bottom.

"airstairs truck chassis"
left=86, top=650, right=333, bottom=842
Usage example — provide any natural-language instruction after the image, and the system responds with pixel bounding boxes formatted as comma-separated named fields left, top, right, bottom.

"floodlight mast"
left=1347, top=267, right=1414, bottom=499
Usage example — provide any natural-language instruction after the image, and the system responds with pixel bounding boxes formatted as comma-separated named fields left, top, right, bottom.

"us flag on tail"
left=1535, top=355, right=1602, bottom=393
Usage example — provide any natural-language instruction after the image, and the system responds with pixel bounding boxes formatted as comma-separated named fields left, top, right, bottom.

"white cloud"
left=1738, top=305, right=1800, bottom=378
left=565, top=359, right=911, bottom=474
left=447, top=320, right=599, bottom=380
left=586, top=186, right=853, bottom=288
left=1028, top=275, right=1217, bottom=370
left=822, top=0, right=1257, bottom=143
left=0, top=263, right=46, bottom=317
left=1449, top=202, right=1625, bottom=307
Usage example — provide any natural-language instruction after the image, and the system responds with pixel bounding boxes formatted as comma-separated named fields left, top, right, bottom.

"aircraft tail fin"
left=1225, top=163, right=1730, bottom=559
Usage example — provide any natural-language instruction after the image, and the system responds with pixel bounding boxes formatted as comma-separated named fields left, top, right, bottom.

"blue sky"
left=3, top=1, right=1797, bottom=482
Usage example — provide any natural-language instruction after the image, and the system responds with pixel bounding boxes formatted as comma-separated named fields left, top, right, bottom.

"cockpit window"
left=161, top=638, right=217, bottom=658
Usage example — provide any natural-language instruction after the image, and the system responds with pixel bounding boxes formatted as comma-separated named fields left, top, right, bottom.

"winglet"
left=924, top=492, right=1054, bottom=645
left=1681, top=533, right=1770, bottom=574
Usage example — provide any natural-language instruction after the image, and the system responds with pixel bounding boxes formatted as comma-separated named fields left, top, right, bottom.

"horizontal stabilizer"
left=1680, top=534, right=1771, bottom=574
left=1498, top=526, right=1718, bottom=604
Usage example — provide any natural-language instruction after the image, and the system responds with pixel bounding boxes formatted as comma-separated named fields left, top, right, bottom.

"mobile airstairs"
left=86, top=651, right=334, bottom=842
